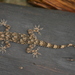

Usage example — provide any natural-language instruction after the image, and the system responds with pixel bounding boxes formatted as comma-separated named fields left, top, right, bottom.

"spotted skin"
left=0, top=20, right=74, bottom=58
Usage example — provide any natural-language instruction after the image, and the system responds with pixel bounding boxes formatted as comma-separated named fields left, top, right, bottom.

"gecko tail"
left=38, top=40, right=75, bottom=49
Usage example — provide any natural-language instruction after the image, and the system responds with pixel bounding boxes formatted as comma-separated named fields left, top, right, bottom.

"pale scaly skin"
left=0, top=19, right=74, bottom=58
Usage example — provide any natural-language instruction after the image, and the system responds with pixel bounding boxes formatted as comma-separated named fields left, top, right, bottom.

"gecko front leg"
left=0, top=19, right=11, bottom=31
left=0, top=40, right=11, bottom=54
left=0, top=19, right=11, bottom=53
left=0, top=45, right=6, bottom=54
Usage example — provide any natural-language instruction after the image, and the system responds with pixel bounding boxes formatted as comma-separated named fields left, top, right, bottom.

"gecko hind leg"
left=32, top=47, right=41, bottom=58
left=28, top=25, right=43, bottom=42
left=28, top=25, right=43, bottom=36
left=27, top=25, right=43, bottom=58
left=34, top=25, right=43, bottom=35
left=0, top=19, right=11, bottom=31
left=26, top=44, right=41, bottom=58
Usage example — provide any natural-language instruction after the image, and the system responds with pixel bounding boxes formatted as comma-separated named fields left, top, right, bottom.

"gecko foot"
left=0, top=45, right=6, bottom=54
left=32, top=47, right=41, bottom=58
left=0, top=19, right=7, bottom=26
left=34, top=25, right=43, bottom=35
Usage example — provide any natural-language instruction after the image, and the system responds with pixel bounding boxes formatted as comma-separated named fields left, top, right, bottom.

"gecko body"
left=0, top=20, right=74, bottom=57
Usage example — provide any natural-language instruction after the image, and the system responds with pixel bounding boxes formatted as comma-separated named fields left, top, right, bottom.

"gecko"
left=0, top=19, right=74, bottom=58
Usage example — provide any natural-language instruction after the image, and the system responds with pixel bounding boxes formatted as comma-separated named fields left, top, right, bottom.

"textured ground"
left=0, top=3, right=75, bottom=75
